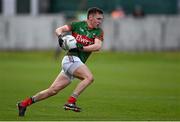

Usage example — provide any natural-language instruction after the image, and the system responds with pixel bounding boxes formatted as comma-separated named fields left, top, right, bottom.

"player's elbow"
left=55, top=27, right=65, bottom=36
left=55, top=28, right=61, bottom=36
left=55, top=25, right=70, bottom=36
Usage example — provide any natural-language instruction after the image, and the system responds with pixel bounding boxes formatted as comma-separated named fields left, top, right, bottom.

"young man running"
left=17, top=7, right=104, bottom=116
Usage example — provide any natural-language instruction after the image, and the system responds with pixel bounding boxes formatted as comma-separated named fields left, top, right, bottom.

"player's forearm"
left=83, top=43, right=102, bottom=52
left=55, top=25, right=71, bottom=36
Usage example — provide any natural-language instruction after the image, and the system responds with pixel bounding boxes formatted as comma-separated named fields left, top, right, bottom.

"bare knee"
left=85, top=74, right=94, bottom=84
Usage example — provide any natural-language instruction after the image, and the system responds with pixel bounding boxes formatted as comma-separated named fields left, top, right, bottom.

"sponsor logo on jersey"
left=72, top=32, right=94, bottom=45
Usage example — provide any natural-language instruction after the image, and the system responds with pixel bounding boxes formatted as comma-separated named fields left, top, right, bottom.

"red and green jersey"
left=67, top=21, right=104, bottom=63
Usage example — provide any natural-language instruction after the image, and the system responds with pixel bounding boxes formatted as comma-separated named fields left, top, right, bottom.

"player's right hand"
left=58, top=35, right=64, bottom=47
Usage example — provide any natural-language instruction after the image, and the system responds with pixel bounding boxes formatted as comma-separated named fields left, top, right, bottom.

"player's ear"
left=88, top=14, right=93, bottom=20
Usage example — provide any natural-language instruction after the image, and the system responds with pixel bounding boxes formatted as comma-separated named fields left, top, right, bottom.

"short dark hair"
left=87, top=7, right=104, bottom=19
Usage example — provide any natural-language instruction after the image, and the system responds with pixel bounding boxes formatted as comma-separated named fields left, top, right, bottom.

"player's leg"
left=32, top=72, right=71, bottom=101
left=72, top=64, right=94, bottom=96
left=17, top=72, right=70, bottom=116
left=64, top=64, right=94, bottom=112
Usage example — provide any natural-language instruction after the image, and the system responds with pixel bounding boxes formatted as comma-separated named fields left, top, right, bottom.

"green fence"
left=50, top=0, right=178, bottom=14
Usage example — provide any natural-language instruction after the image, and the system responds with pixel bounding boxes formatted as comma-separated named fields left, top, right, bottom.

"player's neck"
left=86, top=20, right=94, bottom=29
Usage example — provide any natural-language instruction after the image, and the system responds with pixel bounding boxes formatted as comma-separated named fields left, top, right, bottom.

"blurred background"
left=0, top=0, right=180, bottom=51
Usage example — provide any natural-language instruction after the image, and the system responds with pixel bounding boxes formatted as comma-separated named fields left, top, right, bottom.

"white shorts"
left=60, top=55, right=84, bottom=81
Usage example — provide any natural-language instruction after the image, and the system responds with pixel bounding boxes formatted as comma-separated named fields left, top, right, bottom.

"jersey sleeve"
left=69, top=21, right=79, bottom=31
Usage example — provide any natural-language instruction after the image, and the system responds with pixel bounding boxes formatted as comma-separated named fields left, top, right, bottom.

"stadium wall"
left=0, top=15, right=65, bottom=50
left=0, top=15, right=180, bottom=51
left=103, top=15, right=180, bottom=51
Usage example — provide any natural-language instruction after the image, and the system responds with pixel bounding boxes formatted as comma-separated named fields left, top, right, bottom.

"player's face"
left=90, top=13, right=104, bottom=28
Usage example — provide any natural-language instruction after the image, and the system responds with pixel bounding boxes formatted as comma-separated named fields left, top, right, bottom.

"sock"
left=67, top=93, right=78, bottom=104
left=20, top=97, right=35, bottom=107
left=68, top=96, right=76, bottom=104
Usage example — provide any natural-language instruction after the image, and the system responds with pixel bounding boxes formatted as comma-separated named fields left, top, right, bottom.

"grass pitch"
left=0, top=51, right=179, bottom=121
